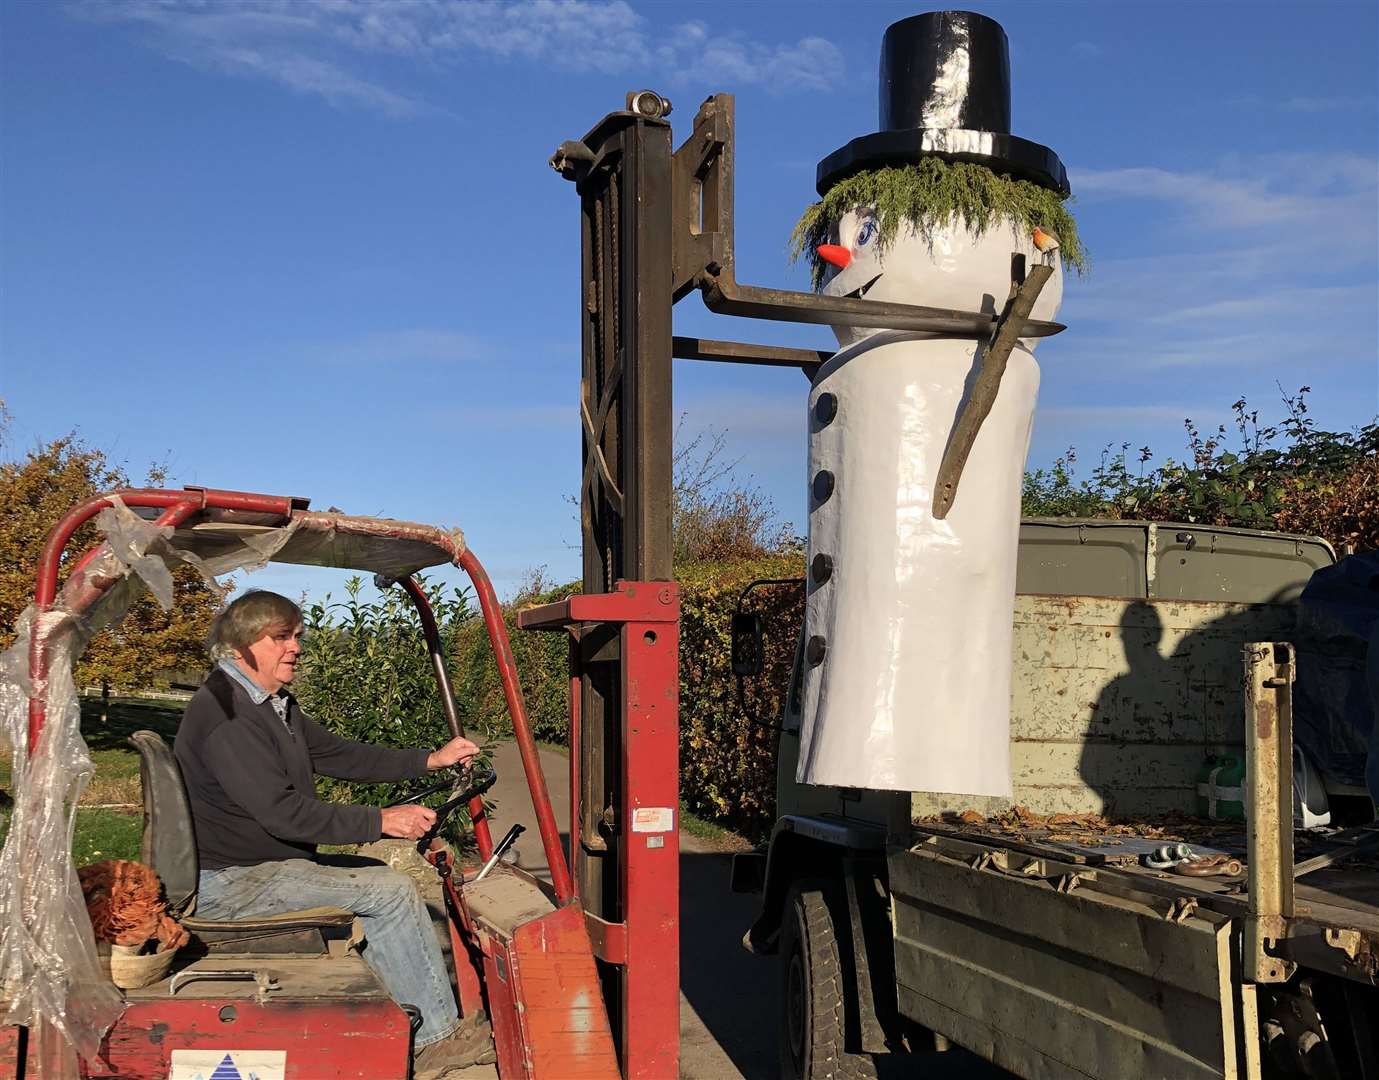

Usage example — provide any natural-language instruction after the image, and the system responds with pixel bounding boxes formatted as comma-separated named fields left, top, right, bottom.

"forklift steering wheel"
left=386, top=764, right=498, bottom=853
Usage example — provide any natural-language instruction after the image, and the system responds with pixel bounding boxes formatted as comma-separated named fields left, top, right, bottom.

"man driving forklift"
left=174, top=589, right=486, bottom=1074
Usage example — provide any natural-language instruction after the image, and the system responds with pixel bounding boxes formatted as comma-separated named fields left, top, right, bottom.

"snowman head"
left=793, top=160, right=1083, bottom=348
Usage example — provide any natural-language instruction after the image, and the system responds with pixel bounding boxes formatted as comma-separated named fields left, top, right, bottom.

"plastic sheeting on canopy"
left=0, top=497, right=465, bottom=1074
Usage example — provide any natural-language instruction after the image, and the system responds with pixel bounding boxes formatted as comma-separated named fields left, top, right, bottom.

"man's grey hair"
left=206, top=590, right=303, bottom=660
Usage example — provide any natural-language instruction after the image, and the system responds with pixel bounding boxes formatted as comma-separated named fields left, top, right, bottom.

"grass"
left=0, top=806, right=143, bottom=866
left=679, top=803, right=751, bottom=850
left=0, top=694, right=183, bottom=808
left=70, top=808, right=142, bottom=863
left=0, top=694, right=180, bottom=868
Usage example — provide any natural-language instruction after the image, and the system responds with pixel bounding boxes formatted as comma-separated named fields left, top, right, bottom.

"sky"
left=2, top=0, right=1376, bottom=607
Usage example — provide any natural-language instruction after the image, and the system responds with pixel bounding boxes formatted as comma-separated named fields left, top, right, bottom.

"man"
left=176, top=589, right=486, bottom=1073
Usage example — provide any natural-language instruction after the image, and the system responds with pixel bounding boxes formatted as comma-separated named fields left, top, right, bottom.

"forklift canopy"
left=0, top=488, right=516, bottom=1068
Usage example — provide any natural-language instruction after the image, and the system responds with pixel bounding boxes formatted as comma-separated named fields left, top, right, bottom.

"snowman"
left=793, top=11, right=1083, bottom=795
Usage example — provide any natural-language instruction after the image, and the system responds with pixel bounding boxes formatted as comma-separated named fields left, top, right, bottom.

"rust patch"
left=1256, top=698, right=1276, bottom=739
left=147, top=1022, right=169, bottom=1045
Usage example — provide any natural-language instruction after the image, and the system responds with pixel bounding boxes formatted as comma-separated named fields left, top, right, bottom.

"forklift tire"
left=779, top=879, right=878, bottom=1080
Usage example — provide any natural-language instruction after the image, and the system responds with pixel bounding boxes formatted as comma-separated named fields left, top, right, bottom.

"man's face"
left=236, top=623, right=303, bottom=693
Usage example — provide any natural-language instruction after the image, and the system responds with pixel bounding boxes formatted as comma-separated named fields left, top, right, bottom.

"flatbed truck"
left=737, top=519, right=1378, bottom=1079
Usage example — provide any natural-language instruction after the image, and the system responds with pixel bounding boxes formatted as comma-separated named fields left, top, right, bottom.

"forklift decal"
left=168, top=1049, right=287, bottom=1080
left=630, top=807, right=675, bottom=833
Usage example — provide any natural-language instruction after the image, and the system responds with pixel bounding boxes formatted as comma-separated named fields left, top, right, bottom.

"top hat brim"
left=816, top=128, right=1069, bottom=198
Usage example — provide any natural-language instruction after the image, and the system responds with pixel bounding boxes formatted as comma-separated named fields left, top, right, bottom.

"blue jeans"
left=197, top=859, right=461, bottom=1047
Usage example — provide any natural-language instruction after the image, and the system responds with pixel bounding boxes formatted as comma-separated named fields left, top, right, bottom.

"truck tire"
left=779, top=878, right=878, bottom=1080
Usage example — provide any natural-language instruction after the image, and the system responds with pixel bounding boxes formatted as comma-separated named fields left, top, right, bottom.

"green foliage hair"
left=790, top=157, right=1087, bottom=289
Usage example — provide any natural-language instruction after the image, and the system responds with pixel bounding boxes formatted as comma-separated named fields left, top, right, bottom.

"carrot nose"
left=816, top=244, right=852, bottom=270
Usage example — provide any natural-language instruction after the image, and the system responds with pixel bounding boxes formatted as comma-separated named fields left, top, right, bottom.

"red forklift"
left=1, top=489, right=679, bottom=1079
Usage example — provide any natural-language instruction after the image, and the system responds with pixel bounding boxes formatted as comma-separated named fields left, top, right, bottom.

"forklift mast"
left=537, top=89, right=1060, bottom=1079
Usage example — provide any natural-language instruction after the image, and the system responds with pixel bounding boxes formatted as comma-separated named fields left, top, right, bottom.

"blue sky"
left=3, top=1, right=1376, bottom=605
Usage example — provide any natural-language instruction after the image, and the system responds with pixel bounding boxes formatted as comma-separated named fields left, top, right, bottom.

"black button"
left=812, top=470, right=835, bottom=504
left=806, top=636, right=827, bottom=666
left=811, top=554, right=833, bottom=584
left=814, top=392, right=838, bottom=426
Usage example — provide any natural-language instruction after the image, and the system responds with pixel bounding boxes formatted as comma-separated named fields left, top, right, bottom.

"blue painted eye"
left=855, top=219, right=877, bottom=247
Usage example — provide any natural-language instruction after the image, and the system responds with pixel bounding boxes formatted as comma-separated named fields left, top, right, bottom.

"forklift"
left=4, top=491, right=672, bottom=1080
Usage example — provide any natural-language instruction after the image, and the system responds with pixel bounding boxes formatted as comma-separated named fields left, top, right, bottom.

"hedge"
left=454, top=555, right=805, bottom=840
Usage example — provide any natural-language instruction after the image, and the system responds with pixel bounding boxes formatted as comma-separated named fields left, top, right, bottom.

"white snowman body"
left=797, top=211, right=1063, bottom=795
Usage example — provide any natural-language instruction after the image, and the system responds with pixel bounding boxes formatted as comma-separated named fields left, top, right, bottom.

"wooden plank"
left=893, top=932, right=1230, bottom=1075
left=890, top=846, right=1231, bottom=1003
left=896, top=986, right=1095, bottom=1080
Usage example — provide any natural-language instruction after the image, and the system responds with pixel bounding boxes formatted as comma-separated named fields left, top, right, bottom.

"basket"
left=99, top=942, right=178, bottom=990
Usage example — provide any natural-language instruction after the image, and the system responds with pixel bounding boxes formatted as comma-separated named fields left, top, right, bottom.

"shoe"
left=414, top=1015, right=497, bottom=1076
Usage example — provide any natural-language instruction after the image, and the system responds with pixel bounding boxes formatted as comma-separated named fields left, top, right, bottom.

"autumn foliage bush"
left=1022, top=389, right=1378, bottom=552
left=0, top=424, right=220, bottom=691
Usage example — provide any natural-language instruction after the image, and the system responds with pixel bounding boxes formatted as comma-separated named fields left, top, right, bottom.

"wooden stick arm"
left=932, top=262, right=1053, bottom=521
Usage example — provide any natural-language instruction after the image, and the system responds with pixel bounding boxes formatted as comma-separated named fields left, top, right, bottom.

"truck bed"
left=890, top=813, right=1379, bottom=1080
left=904, top=811, right=1379, bottom=982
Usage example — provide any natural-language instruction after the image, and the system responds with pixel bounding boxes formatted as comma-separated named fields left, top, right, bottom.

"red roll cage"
left=22, top=484, right=573, bottom=904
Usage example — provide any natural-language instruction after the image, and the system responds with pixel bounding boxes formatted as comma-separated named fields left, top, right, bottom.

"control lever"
left=473, top=824, right=526, bottom=883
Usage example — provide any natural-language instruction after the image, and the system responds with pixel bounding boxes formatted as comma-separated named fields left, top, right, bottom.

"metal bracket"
left=1244, top=642, right=1299, bottom=984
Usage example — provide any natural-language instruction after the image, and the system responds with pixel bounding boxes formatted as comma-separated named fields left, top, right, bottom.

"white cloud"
left=1072, top=153, right=1378, bottom=245
left=1043, top=150, right=1376, bottom=458
left=673, top=27, right=844, bottom=94
left=1149, top=285, right=1377, bottom=327
left=208, top=45, right=423, bottom=115
left=73, top=0, right=845, bottom=115
left=1282, top=94, right=1377, bottom=114
left=1066, top=154, right=1377, bottom=336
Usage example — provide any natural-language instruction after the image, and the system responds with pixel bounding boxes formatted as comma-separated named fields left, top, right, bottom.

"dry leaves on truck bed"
left=925, top=805, right=1245, bottom=847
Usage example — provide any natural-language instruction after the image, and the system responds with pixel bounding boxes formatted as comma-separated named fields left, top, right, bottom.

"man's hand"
left=427, top=736, right=482, bottom=771
left=380, top=804, right=436, bottom=841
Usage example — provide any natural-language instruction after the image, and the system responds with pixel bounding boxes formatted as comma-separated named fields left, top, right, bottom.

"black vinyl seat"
left=129, top=730, right=354, bottom=950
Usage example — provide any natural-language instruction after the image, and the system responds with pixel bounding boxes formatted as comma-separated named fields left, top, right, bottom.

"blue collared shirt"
left=217, top=658, right=292, bottom=731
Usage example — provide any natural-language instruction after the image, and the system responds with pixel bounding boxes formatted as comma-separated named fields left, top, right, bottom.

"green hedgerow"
left=790, top=158, right=1087, bottom=289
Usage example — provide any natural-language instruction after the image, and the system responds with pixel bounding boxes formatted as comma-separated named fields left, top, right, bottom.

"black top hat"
left=816, top=11, right=1068, bottom=197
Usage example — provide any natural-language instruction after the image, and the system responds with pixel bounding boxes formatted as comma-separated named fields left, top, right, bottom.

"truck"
left=734, top=518, right=1379, bottom=1080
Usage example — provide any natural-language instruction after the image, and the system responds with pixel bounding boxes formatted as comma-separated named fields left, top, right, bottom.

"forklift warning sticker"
left=631, top=806, right=674, bottom=833
left=169, top=1049, right=286, bottom=1080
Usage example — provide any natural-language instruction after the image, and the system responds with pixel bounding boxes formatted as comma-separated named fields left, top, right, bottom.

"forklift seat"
left=129, top=730, right=355, bottom=948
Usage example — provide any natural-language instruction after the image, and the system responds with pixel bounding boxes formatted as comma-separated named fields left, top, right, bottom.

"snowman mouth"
left=843, top=273, right=883, bottom=300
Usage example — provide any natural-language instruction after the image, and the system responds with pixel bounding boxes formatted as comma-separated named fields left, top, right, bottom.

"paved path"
left=452, top=741, right=772, bottom=1078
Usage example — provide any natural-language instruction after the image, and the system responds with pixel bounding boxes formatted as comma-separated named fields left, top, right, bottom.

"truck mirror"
left=731, top=612, right=765, bottom=677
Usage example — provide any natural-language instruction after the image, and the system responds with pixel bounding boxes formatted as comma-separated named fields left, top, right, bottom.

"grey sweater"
left=175, top=667, right=431, bottom=869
